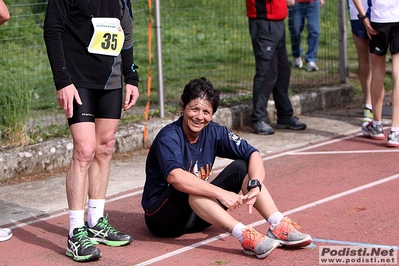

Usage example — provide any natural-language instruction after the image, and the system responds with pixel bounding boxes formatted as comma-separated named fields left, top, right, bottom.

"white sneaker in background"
left=291, top=57, right=303, bottom=68
left=306, top=61, right=319, bottom=71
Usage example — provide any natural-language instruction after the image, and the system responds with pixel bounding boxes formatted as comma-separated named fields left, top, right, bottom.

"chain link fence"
left=0, top=0, right=354, bottom=147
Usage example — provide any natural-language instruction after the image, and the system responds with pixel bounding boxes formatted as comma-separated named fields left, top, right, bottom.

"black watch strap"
left=247, top=179, right=262, bottom=192
left=357, top=14, right=367, bottom=21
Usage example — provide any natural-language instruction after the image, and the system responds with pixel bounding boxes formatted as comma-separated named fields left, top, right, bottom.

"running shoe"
left=66, top=226, right=102, bottom=262
left=387, top=131, right=399, bottom=147
left=291, top=57, right=303, bottom=68
left=305, top=61, right=319, bottom=71
left=362, top=108, right=373, bottom=123
left=362, top=122, right=385, bottom=140
left=240, top=227, right=280, bottom=259
left=0, top=228, right=12, bottom=242
left=86, top=215, right=133, bottom=247
left=267, top=217, right=312, bottom=247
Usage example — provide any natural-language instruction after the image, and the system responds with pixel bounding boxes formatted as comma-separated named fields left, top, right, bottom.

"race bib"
left=88, top=17, right=125, bottom=56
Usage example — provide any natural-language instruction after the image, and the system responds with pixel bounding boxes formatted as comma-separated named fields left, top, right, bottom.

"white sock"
left=391, top=127, right=399, bottom=132
left=365, top=104, right=372, bottom=110
left=69, top=210, right=85, bottom=237
left=372, top=120, right=382, bottom=126
left=231, top=222, right=247, bottom=243
left=267, top=212, right=284, bottom=229
left=87, top=199, right=105, bottom=228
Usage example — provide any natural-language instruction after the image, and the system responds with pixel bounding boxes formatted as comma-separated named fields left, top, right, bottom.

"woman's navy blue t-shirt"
left=141, top=116, right=258, bottom=211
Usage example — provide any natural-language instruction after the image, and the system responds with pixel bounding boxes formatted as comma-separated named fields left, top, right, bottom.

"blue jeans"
left=288, top=1, right=320, bottom=63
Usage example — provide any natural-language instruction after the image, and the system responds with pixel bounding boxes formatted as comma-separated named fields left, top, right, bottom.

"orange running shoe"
left=240, top=227, right=280, bottom=259
left=267, top=217, right=312, bottom=247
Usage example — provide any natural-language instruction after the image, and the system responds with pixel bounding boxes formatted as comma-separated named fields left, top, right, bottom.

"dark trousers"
left=248, top=18, right=293, bottom=124
left=144, top=159, right=248, bottom=238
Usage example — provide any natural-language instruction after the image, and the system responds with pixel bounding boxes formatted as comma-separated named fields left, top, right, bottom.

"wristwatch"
left=357, top=14, right=367, bottom=21
left=247, top=179, right=262, bottom=192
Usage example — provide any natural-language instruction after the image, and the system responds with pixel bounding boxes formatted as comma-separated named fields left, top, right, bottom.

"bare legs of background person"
left=352, top=34, right=372, bottom=120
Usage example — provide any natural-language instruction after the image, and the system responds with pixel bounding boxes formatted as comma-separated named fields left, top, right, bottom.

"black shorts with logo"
left=369, top=21, right=399, bottom=56
left=68, top=88, right=122, bottom=126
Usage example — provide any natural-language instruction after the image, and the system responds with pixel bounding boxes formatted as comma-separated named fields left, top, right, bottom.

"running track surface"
left=2, top=130, right=398, bottom=265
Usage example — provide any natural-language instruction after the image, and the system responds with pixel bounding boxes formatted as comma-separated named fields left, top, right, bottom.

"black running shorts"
left=68, top=88, right=122, bottom=126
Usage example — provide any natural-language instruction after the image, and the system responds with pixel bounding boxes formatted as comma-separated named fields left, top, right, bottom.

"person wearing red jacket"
left=246, top=0, right=307, bottom=135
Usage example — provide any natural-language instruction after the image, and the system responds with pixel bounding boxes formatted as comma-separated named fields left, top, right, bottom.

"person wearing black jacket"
left=246, top=0, right=306, bottom=135
left=43, top=0, right=139, bottom=262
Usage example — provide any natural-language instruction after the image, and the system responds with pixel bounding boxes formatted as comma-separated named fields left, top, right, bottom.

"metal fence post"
left=155, top=0, right=164, bottom=117
left=338, top=0, right=348, bottom=84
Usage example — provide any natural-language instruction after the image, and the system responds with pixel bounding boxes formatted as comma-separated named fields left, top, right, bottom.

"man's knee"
left=97, top=136, right=116, bottom=158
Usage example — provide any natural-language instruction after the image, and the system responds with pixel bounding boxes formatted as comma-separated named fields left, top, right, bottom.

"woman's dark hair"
left=180, top=77, right=220, bottom=114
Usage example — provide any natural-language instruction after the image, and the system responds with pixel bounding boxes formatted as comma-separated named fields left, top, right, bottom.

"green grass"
left=1, top=0, right=383, bottom=146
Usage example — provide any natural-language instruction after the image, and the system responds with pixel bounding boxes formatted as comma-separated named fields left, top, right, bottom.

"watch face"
left=247, top=179, right=261, bottom=191
left=249, top=179, right=257, bottom=186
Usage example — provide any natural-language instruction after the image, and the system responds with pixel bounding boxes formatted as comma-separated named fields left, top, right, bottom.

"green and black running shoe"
left=66, top=226, right=102, bottom=262
left=86, top=215, right=133, bottom=247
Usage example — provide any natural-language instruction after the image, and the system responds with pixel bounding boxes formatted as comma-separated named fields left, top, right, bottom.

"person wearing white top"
left=348, top=0, right=373, bottom=126
left=352, top=0, right=399, bottom=147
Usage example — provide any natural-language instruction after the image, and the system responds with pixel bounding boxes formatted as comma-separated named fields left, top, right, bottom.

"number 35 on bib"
left=88, top=17, right=125, bottom=56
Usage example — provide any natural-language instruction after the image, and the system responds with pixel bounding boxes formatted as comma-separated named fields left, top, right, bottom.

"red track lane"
left=1, top=132, right=398, bottom=265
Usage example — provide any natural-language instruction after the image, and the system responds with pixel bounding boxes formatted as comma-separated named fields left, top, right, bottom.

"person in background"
left=0, top=0, right=12, bottom=244
left=347, top=0, right=373, bottom=127
left=288, top=0, right=325, bottom=71
left=141, top=77, right=312, bottom=259
left=43, top=0, right=139, bottom=262
left=352, top=0, right=399, bottom=147
left=0, top=0, right=9, bottom=26
left=246, top=0, right=307, bottom=135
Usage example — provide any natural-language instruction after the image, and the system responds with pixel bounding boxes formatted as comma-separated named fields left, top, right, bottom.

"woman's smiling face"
left=181, top=97, right=213, bottom=143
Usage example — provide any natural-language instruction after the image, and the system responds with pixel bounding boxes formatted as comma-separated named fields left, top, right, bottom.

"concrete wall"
left=0, top=85, right=353, bottom=182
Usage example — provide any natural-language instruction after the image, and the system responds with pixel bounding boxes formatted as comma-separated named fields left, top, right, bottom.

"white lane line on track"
left=8, top=132, right=397, bottom=264
left=312, top=238, right=399, bottom=250
left=8, top=190, right=144, bottom=230
left=135, top=173, right=399, bottom=266
left=211, top=133, right=359, bottom=176
left=287, top=150, right=399, bottom=155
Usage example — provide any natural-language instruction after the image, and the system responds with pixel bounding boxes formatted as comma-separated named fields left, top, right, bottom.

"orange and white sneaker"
left=240, top=227, right=280, bottom=259
left=267, top=217, right=312, bottom=247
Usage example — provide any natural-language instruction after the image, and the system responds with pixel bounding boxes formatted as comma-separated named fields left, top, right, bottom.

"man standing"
left=352, top=0, right=399, bottom=147
left=246, top=0, right=306, bottom=135
left=288, top=0, right=324, bottom=71
left=43, top=0, right=139, bottom=262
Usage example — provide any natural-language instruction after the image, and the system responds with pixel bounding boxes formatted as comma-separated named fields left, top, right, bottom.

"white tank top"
left=348, top=0, right=368, bottom=20
left=350, top=0, right=399, bottom=23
